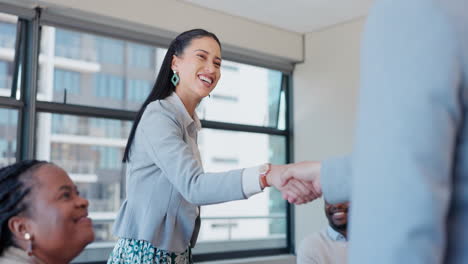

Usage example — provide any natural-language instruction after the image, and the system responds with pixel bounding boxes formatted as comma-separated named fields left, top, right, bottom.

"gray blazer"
left=112, top=93, right=247, bottom=253
left=322, top=0, right=468, bottom=263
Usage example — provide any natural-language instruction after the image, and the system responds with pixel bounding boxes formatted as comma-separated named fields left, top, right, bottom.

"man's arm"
left=279, top=157, right=351, bottom=204
left=349, top=0, right=462, bottom=263
left=321, top=156, right=351, bottom=204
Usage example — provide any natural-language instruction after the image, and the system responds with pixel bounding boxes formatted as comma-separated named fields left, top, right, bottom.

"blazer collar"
left=166, top=92, right=202, bottom=132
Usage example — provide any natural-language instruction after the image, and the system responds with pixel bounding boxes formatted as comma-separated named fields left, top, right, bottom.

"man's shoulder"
left=297, top=229, right=337, bottom=264
left=300, top=229, right=330, bottom=249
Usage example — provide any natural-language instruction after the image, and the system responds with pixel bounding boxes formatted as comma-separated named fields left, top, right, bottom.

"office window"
left=55, top=28, right=82, bottom=60
left=0, top=13, right=19, bottom=167
left=0, top=60, right=14, bottom=97
left=128, top=43, right=154, bottom=68
left=0, top=108, right=17, bottom=167
left=0, top=14, right=18, bottom=97
left=0, top=107, right=17, bottom=126
left=0, top=19, right=16, bottom=49
left=197, top=61, right=285, bottom=129
left=36, top=113, right=130, bottom=244
left=94, top=73, right=124, bottom=100
left=51, top=114, right=88, bottom=135
left=96, top=37, right=124, bottom=65
left=0, top=61, right=9, bottom=89
left=18, top=16, right=292, bottom=263
left=53, top=69, right=81, bottom=94
left=90, top=118, right=125, bottom=138
left=195, top=129, right=287, bottom=250
left=38, top=26, right=164, bottom=111
left=45, top=142, right=123, bottom=212
left=127, top=79, right=151, bottom=102
left=92, top=146, right=121, bottom=170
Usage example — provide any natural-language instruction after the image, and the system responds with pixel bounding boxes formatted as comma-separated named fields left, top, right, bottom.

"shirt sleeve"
left=241, top=166, right=263, bottom=198
left=349, top=0, right=462, bottom=263
left=321, top=155, right=351, bottom=204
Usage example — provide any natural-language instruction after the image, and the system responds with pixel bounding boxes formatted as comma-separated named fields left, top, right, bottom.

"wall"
left=293, top=18, right=366, bottom=250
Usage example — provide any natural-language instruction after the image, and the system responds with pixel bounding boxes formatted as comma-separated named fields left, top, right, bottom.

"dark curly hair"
left=0, top=160, right=49, bottom=256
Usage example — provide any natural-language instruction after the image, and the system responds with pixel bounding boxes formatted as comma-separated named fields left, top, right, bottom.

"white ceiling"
left=183, top=0, right=374, bottom=33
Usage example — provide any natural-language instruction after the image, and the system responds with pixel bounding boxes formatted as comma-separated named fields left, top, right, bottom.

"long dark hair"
left=122, top=29, right=221, bottom=162
left=0, top=160, right=49, bottom=255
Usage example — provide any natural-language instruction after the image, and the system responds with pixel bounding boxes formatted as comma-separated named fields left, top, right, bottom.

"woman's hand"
left=266, top=163, right=322, bottom=205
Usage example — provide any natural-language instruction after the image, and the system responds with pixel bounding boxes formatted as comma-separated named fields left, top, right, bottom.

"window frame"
left=0, top=4, right=297, bottom=263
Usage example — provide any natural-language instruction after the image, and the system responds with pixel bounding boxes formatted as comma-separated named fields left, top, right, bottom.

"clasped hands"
left=266, top=161, right=322, bottom=205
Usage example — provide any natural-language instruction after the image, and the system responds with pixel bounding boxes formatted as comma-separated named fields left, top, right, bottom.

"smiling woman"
left=111, top=28, right=316, bottom=264
left=0, top=160, right=94, bottom=264
left=170, top=36, right=222, bottom=116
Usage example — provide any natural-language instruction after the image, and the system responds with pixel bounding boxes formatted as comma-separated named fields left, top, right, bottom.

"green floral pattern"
left=107, top=238, right=192, bottom=264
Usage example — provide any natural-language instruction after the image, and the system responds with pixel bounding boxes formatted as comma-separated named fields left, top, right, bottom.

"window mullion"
left=18, top=9, right=41, bottom=160
left=10, top=19, right=24, bottom=98
left=283, top=73, right=295, bottom=254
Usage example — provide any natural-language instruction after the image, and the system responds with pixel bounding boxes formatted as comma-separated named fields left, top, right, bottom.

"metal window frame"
left=11, top=18, right=24, bottom=98
left=0, top=96, right=23, bottom=108
left=0, top=2, right=36, bottom=19
left=285, top=74, right=296, bottom=254
left=0, top=5, right=37, bottom=161
left=38, top=4, right=294, bottom=74
left=17, top=8, right=40, bottom=160
left=0, top=5, right=297, bottom=263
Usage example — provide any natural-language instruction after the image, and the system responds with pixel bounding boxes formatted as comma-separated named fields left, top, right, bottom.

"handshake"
left=265, top=161, right=322, bottom=205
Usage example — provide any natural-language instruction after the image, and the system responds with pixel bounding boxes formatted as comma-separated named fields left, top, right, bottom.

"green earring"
left=171, top=70, right=180, bottom=86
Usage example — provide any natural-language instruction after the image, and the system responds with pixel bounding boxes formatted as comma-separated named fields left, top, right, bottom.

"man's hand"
left=266, top=164, right=321, bottom=204
left=279, top=161, right=322, bottom=203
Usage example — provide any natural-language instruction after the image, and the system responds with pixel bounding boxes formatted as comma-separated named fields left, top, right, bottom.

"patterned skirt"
left=107, top=238, right=193, bottom=264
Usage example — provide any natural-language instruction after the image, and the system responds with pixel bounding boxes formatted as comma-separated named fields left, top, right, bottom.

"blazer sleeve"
left=139, top=104, right=246, bottom=205
left=349, top=1, right=462, bottom=263
left=321, top=155, right=351, bottom=204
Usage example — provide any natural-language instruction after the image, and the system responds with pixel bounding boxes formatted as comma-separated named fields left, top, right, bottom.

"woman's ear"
left=8, top=216, right=31, bottom=242
left=171, top=55, right=179, bottom=72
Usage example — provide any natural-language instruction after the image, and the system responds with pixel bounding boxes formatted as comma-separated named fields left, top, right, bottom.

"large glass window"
left=96, top=36, right=124, bottom=65
left=0, top=13, right=18, bottom=97
left=128, top=79, right=151, bottom=102
left=55, top=28, right=82, bottom=60
left=197, top=61, right=285, bottom=129
left=54, top=69, right=81, bottom=94
left=0, top=19, right=16, bottom=49
left=94, top=73, right=124, bottom=100
left=36, top=113, right=130, bottom=243
left=128, top=42, right=154, bottom=69
left=37, top=26, right=163, bottom=111
left=1, top=11, right=292, bottom=262
left=0, top=12, right=19, bottom=165
left=196, top=130, right=287, bottom=246
left=0, top=108, right=17, bottom=167
left=0, top=61, right=9, bottom=89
